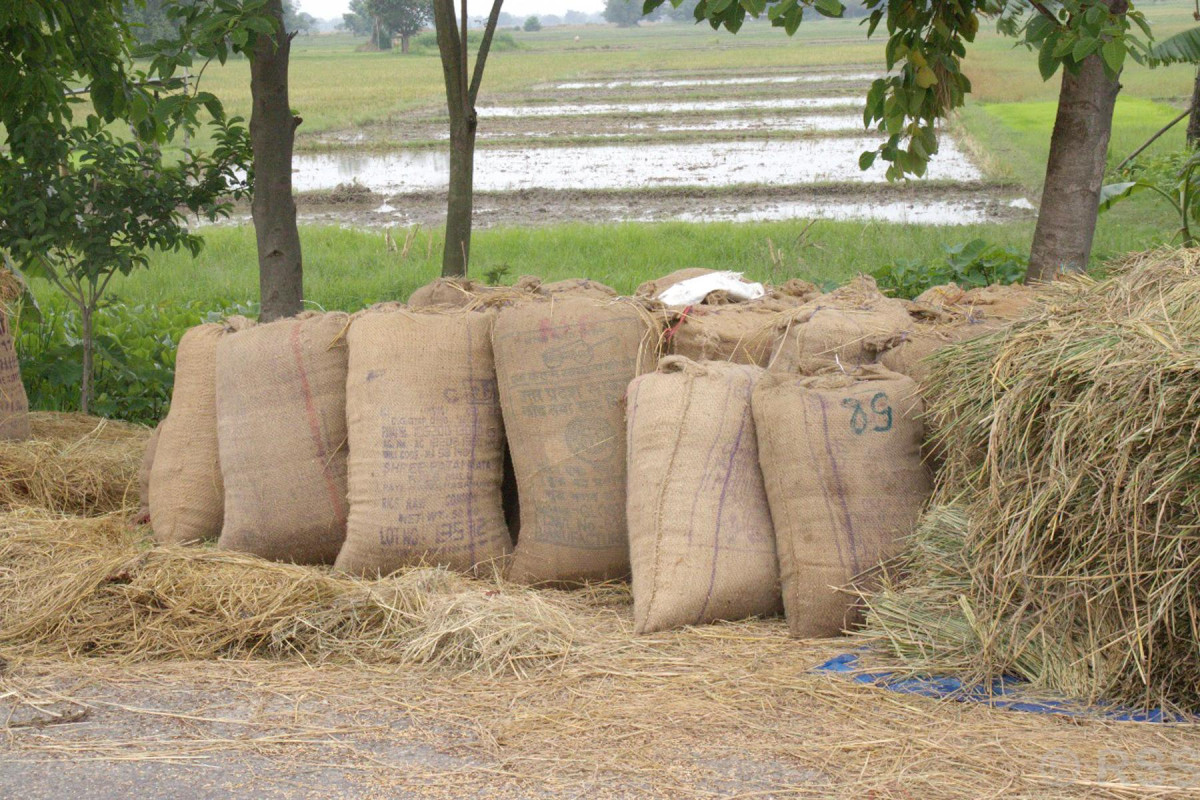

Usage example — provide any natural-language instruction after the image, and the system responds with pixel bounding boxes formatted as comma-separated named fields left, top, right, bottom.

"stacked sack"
left=624, top=270, right=934, bottom=638
left=0, top=306, right=30, bottom=441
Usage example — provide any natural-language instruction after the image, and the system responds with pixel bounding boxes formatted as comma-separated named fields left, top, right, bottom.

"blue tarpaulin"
left=815, top=652, right=1194, bottom=724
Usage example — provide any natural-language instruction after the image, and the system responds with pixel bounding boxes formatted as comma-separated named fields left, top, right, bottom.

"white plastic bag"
left=655, top=271, right=765, bottom=307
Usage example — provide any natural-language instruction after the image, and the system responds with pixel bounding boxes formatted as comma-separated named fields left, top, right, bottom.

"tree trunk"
left=401, top=33, right=411, bottom=54
left=80, top=303, right=93, bottom=416
left=1025, top=19, right=1123, bottom=282
left=374, top=18, right=393, bottom=49
left=250, top=0, right=303, bottom=322
left=1188, top=67, right=1200, bottom=148
left=444, top=117, right=477, bottom=275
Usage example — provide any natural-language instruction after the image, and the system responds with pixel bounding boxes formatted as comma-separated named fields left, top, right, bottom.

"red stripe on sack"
left=290, top=321, right=348, bottom=526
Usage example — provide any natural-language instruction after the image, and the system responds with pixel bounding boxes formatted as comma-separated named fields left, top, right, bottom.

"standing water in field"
left=290, top=138, right=982, bottom=194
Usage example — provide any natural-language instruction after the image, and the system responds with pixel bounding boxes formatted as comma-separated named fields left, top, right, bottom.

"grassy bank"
left=67, top=210, right=1166, bottom=312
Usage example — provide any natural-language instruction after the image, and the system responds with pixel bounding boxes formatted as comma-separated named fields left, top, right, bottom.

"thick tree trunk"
left=1025, top=14, right=1124, bottom=282
left=250, top=0, right=303, bottom=322
left=443, top=118, right=477, bottom=275
left=1188, top=67, right=1200, bottom=148
left=401, top=33, right=411, bottom=54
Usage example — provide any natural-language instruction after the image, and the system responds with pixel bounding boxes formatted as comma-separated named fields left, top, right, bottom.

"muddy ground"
left=245, top=183, right=1032, bottom=230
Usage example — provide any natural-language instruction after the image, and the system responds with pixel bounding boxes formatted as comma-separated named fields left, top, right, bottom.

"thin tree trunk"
left=1188, top=67, right=1200, bottom=148
left=433, top=0, right=503, bottom=277
left=80, top=303, right=93, bottom=416
left=1026, top=54, right=1122, bottom=282
left=250, top=0, right=303, bottom=321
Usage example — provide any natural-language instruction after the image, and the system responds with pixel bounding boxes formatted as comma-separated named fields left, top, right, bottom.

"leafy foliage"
left=1100, top=149, right=1200, bottom=245
left=1145, top=25, right=1200, bottom=67
left=14, top=297, right=255, bottom=424
left=642, top=0, right=1154, bottom=180
left=873, top=239, right=1028, bottom=299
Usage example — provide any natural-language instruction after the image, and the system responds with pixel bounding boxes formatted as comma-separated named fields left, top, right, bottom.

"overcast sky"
left=297, top=1, right=608, bottom=19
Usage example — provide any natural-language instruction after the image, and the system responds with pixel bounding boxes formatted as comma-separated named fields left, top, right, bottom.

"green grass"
left=76, top=213, right=1164, bottom=313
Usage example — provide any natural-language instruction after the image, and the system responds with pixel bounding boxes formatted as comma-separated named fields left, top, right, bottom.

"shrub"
left=13, top=296, right=255, bottom=425
left=872, top=239, right=1027, bottom=300
left=411, top=30, right=519, bottom=53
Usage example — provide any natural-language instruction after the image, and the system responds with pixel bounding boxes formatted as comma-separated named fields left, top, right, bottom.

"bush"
left=872, top=239, right=1027, bottom=300
left=524, top=16, right=542, bottom=31
left=13, top=296, right=255, bottom=425
left=411, top=30, right=519, bottom=53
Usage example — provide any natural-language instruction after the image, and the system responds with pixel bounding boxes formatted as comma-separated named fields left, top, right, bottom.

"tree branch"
left=432, top=0, right=465, bottom=120
left=1115, top=105, right=1192, bottom=171
left=1029, top=0, right=1059, bottom=21
left=469, top=0, right=505, bottom=106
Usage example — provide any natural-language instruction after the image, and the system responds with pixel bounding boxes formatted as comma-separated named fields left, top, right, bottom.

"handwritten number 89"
left=841, top=392, right=893, bottom=435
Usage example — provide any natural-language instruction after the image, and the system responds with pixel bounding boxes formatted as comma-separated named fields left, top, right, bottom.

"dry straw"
left=0, top=412, right=150, bottom=515
left=862, top=247, right=1200, bottom=712
left=0, top=509, right=582, bottom=677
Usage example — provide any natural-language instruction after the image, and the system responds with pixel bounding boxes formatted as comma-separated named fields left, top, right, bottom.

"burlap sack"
left=668, top=304, right=786, bottom=366
left=495, top=296, right=658, bottom=584
left=0, top=311, right=30, bottom=441
left=753, top=365, right=931, bottom=638
left=215, top=312, right=350, bottom=565
left=768, top=275, right=912, bottom=373
left=137, top=421, right=163, bottom=524
left=336, top=309, right=511, bottom=576
left=407, top=277, right=485, bottom=309
left=626, top=357, right=781, bottom=634
left=883, top=283, right=1037, bottom=383
left=541, top=278, right=618, bottom=299
left=151, top=320, right=251, bottom=545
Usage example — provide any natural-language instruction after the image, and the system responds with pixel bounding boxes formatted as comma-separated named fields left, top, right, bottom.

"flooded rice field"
left=478, top=96, right=861, bottom=118
left=292, top=137, right=981, bottom=194
left=293, top=67, right=1031, bottom=227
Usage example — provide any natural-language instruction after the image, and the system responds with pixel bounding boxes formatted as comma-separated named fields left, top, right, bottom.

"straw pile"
left=0, top=412, right=149, bottom=515
left=0, top=509, right=584, bottom=676
left=862, top=248, right=1200, bottom=711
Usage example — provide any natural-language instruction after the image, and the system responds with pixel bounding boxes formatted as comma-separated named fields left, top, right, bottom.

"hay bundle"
left=0, top=412, right=149, bottom=515
left=862, top=248, right=1200, bottom=711
left=0, top=509, right=578, bottom=676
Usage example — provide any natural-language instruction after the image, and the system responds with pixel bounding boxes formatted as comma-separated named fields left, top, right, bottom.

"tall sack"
left=669, top=305, right=785, bottom=367
left=769, top=275, right=911, bottom=373
left=137, top=421, right=163, bottom=524
left=0, top=311, right=30, bottom=441
left=336, top=309, right=511, bottom=575
left=753, top=365, right=931, bottom=637
left=151, top=321, right=249, bottom=545
left=626, top=357, right=781, bottom=634
left=495, top=296, right=658, bottom=584
left=215, top=312, right=350, bottom=564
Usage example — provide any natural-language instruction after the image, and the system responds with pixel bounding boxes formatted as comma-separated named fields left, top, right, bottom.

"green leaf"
left=1038, top=37, right=1062, bottom=80
left=740, top=0, right=767, bottom=14
left=1101, top=39, right=1126, bottom=74
left=1071, top=37, right=1098, bottom=63
left=858, top=150, right=877, bottom=170
left=1148, top=26, right=1200, bottom=66
left=1098, top=180, right=1150, bottom=212
left=813, top=0, right=844, bottom=19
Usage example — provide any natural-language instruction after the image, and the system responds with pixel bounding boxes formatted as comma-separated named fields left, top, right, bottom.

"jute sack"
left=626, top=357, right=781, bottom=634
left=215, top=312, right=350, bottom=565
left=882, top=283, right=1038, bottom=384
left=753, top=365, right=931, bottom=637
left=137, top=421, right=163, bottom=524
left=408, top=277, right=542, bottom=310
left=151, top=320, right=251, bottom=545
left=769, top=275, right=911, bottom=373
left=0, top=311, right=30, bottom=441
left=541, top=278, right=618, bottom=299
left=669, top=304, right=786, bottom=366
left=495, top=296, right=658, bottom=584
left=335, top=309, right=511, bottom=575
